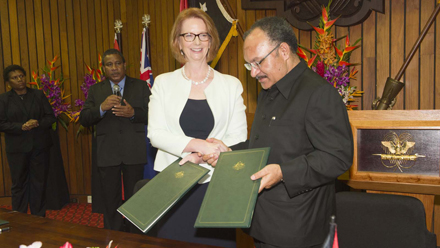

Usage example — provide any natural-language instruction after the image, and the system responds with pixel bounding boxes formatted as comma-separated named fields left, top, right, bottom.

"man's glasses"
left=179, top=33, right=211, bottom=42
left=9, top=74, right=25, bottom=81
left=244, top=43, right=281, bottom=71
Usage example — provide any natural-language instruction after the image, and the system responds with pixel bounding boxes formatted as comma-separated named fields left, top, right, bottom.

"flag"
left=180, top=0, right=188, bottom=11
left=188, top=0, right=238, bottom=68
left=114, top=33, right=120, bottom=51
left=322, top=215, right=339, bottom=248
left=140, top=25, right=157, bottom=180
left=140, top=28, right=154, bottom=88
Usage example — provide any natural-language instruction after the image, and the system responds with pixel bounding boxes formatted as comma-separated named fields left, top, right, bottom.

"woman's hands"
left=179, top=153, right=203, bottom=165
left=180, top=138, right=231, bottom=166
left=22, top=119, right=39, bottom=131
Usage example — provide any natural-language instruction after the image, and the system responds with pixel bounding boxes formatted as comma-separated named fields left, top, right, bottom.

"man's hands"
left=112, top=99, right=135, bottom=118
left=101, top=95, right=121, bottom=111
left=201, top=138, right=230, bottom=166
left=180, top=138, right=231, bottom=166
left=251, top=164, right=283, bottom=193
left=22, top=119, right=39, bottom=131
left=101, top=95, right=135, bottom=118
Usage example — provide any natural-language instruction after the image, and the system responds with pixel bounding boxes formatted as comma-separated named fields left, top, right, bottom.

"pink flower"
left=315, top=61, right=325, bottom=77
left=60, top=242, right=73, bottom=248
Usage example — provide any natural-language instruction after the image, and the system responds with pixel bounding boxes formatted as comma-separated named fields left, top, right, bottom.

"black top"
left=179, top=99, right=214, bottom=140
left=0, top=87, right=56, bottom=153
left=234, top=60, right=354, bottom=247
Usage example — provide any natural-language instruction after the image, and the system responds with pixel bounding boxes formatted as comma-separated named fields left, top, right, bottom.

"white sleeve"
left=147, top=74, right=193, bottom=157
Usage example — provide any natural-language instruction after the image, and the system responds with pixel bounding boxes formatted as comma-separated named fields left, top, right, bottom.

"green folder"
left=117, top=159, right=209, bottom=233
left=195, top=147, right=270, bottom=228
left=0, top=219, right=9, bottom=226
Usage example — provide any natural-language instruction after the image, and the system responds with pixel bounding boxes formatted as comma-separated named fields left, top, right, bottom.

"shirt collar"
left=110, top=76, right=127, bottom=90
left=270, top=59, right=308, bottom=99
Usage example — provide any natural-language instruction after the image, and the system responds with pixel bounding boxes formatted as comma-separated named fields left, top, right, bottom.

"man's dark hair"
left=103, top=48, right=126, bottom=63
left=244, top=16, right=298, bottom=53
left=3, top=64, right=26, bottom=83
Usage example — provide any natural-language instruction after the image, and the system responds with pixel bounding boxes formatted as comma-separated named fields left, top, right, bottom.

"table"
left=0, top=208, right=220, bottom=247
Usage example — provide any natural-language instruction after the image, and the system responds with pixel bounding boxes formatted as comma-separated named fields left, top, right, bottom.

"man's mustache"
left=256, top=75, right=267, bottom=80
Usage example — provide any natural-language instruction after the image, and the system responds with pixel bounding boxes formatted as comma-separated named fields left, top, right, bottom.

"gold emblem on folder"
left=233, top=161, right=245, bottom=171
left=175, top=171, right=184, bottom=178
left=373, top=131, right=425, bottom=172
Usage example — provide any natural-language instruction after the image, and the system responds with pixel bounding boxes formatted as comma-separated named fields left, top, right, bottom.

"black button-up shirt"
left=239, top=60, right=354, bottom=247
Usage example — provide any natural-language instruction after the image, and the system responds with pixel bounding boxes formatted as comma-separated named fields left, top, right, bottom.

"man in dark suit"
left=79, top=49, right=151, bottom=231
left=205, top=17, right=353, bottom=247
left=0, top=65, right=56, bottom=217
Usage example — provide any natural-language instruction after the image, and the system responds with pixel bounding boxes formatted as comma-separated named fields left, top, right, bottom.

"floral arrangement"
left=29, top=56, right=73, bottom=130
left=71, top=54, right=104, bottom=123
left=19, top=240, right=117, bottom=248
left=297, top=3, right=363, bottom=110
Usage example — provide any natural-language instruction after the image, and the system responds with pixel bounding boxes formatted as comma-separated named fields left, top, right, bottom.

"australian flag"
left=140, top=27, right=154, bottom=88
left=140, top=26, right=157, bottom=179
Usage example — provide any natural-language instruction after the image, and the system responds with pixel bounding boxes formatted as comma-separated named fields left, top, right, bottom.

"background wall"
left=1, top=0, right=440, bottom=199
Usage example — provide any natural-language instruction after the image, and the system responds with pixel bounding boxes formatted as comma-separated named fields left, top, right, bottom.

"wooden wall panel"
left=17, top=0, right=30, bottom=74
left=405, top=0, right=420, bottom=110
left=40, top=0, right=52, bottom=60
left=26, top=0, right=36, bottom=72
left=1, top=0, right=440, bottom=200
left=419, top=0, right=435, bottom=109
left=437, top=2, right=440, bottom=110
left=390, top=0, right=405, bottom=110
left=362, top=12, right=376, bottom=110
left=0, top=0, right=11, bottom=197
left=376, top=1, right=390, bottom=106
left=9, top=0, right=21, bottom=65
left=349, top=23, right=363, bottom=109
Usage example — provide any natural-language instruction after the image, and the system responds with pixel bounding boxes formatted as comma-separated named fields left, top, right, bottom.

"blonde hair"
left=170, top=8, right=220, bottom=64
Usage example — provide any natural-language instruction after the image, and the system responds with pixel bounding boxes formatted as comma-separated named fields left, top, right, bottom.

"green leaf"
left=353, top=38, right=362, bottom=46
left=42, top=65, right=50, bottom=74
left=334, top=35, right=346, bottom=43
left=76, top=125, right=85, bottom=139
left=58, top=118, right=69, bottom=131
left=297, top=44, right=315, bottom=55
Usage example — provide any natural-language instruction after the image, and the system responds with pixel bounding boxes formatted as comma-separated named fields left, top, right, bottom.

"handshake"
left=179, top=137, right=284, bottom=193
left=179, top=138, right=231, bottom=166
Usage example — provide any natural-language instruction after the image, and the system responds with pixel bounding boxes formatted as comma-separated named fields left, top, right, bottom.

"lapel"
left=25, top=88, right=36, bottom=115
left=101, top=79, right=113, bottom=99
left=8, top=90, right=29, bottom=118
left=122, top=76, right=133, bottom=101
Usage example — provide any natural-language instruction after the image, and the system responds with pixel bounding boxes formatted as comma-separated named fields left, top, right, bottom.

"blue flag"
left=140, top=25, right=157, bottom=179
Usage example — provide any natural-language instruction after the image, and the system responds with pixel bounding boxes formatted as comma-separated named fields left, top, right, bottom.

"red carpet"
left=0, top=203, right=104, bottom=228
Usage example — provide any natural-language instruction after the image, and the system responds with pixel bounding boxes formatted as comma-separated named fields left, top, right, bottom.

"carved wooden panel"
left=242, top=0, right=385, bottom=30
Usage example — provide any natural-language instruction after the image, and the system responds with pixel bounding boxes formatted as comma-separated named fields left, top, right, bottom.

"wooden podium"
left=345, top=110, right=440, bottom=246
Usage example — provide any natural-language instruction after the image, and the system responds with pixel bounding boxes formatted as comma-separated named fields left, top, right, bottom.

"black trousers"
left=150, top=183, right=236, bottom=247
left=98, top=163, right=144, bottom=231
left=6, top=148, right=50, bottom=217
left=254, top=239, right=323, bottom=248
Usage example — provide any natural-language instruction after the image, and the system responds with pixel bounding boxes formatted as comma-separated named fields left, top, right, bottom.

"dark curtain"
left=45, top=126, right=70, bottom=210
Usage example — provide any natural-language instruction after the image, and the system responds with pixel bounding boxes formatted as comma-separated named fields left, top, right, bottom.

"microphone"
left=112, top=84, right=121, bottom=96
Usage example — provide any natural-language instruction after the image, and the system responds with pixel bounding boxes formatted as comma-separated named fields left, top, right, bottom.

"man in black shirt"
left=204, top=17, right=353, bottom=248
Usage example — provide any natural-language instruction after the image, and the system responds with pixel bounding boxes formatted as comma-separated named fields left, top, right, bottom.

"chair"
left=335, top=191, right=437, bottom=248
left=133, top=178, right=150, bottom=194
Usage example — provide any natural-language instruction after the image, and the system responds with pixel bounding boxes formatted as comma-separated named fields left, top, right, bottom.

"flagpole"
left=142, top=14, right=151, bottom=64
left=114, top=19, right=123, bottom=53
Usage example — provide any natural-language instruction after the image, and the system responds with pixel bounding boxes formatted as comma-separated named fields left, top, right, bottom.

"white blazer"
left=148, top=68, right=247, bottom=183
